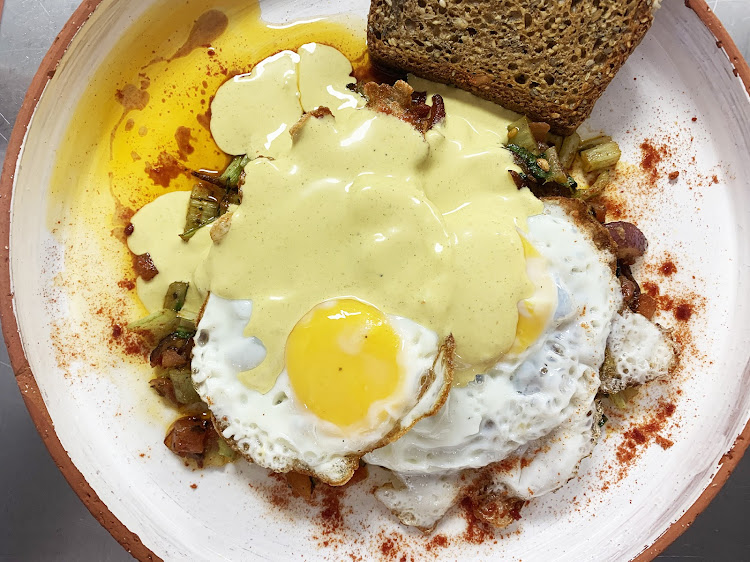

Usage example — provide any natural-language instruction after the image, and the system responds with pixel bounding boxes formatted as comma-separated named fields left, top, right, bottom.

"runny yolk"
left=285, top=299, right=403, bottom=428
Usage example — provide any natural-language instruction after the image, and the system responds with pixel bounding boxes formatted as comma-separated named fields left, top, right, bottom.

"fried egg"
left=365, top=199, right=622, bottom=528
left=191, top=296, right=453, bottom=485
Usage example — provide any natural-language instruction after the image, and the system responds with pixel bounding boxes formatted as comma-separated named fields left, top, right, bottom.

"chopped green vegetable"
left=580, top=141, right=621, bottom=172
left=181, top=183, right=220, bottom=241
left=598, top=414, right=608, bottom=428
left=558, top=132, right=581, bottom=169
left=546, top=132, right=563, bottom=152
left=217, top=437, right=237, bottom=460
left=507, top=143, right=577, bottom=193
left=575, top=170, right=610, bottom=201
left=543, top=146, right=569, bottom=185
left=506, top=117, right=538, bottom=153
left=180, top=215, right=218, bottom=241
left=578, top=135, right=613, bottom=152
left=609, top=391, right=627, bottom=410
left=169, top=368, right=200, bottom=405
left=126, top=309, right=178, bottom=341
left=608, top=386, right=639, bottom=409
left=163, top=281, right=189, bottom=312
left=506, top=144, right=550, bottom=182
left=174, top=317, right=196, bottom=339
left=219, top=155, right=251, bottom=189
left=182, top=155, right=249, bottom=240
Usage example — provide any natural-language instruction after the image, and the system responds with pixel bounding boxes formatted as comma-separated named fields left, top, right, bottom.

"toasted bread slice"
left=367, top=0, right=657, bottom=134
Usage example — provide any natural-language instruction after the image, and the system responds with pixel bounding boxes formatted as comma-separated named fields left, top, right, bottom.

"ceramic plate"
left=3, top=0, right=750, bottom=560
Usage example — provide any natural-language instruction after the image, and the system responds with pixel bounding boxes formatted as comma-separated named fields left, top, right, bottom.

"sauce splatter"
left=147, top=10, right=229, bottom=67
left=175, top=126, right=195, bottom=160
left=111, top=83, right=151, bottom=153
left=145, top=152, right=184, bottom=187
left=115, top=83, right=150, bottom=112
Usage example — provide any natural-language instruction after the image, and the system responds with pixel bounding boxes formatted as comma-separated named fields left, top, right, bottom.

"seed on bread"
left=367, top=0, right=658, bottom=134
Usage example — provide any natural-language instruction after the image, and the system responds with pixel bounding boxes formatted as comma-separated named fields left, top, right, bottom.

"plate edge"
left=0, top=1, right=748, bottom=562
left=0, top=1, right=161, bottom=561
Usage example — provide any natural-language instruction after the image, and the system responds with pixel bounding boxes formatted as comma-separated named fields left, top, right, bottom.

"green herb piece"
left=163, top=281, right=189, bottom=312
left=219, top=155, right=251, bottom=189
left=559, top=132, right=581, bottom=169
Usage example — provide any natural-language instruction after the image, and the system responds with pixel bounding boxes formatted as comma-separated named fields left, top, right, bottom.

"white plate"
left=3, top=0, right=750, bottom=560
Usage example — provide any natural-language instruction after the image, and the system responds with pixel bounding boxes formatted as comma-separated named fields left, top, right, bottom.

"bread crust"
left=367, top=0, right=654, bottom=134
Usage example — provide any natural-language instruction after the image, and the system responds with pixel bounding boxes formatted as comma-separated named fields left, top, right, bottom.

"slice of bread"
left=367, top=0, right=656, bottom=134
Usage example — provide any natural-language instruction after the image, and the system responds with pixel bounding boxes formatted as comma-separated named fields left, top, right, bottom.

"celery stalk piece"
left=126, top=309, right=178, bottom=341
left=543, top=146, right=568, bottom=185
left=169, top=368, right=200, bottom=405
left=559, top=132, right=581, bottom=169
left=219, top=155, right=251, bottom=189
left=506, top=116, right=538, bottom=154
left=575, top=170, right=611, bottom=200
left=578, top=135, right=613, bottom=152
left=581, top=141, right=621, bottom=172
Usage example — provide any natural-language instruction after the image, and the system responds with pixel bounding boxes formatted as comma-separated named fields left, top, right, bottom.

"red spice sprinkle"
left=459, top=498, right=495, bottom=545
left=639, top=140, right=664, bottom=182
left=426, top=534, right=450, bottom=551
left=655, top=435, right=674, bottom=450
left=190, top=483, right=198, bottom=489
left=145, top=151, right=185, bottom=187
left=668, top=171, right=679, bottom=181
left=117, top=279, right=136, bottom=290
left=112, top=324, right=123, bottom=338
left=659, top=261, right=677, bottom=276
left=615, top=400, right=676, bottom=469
left=380, top=538, right=395, bottom=556
left=674, top=303, right=693, bottom=321
left=691, top=116, right=698, bottom=122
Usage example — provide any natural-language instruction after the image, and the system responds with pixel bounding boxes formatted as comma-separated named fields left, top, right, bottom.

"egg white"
left=364, top=200, right=622, bottom=528
left=191, top=294, right=452, bottom=485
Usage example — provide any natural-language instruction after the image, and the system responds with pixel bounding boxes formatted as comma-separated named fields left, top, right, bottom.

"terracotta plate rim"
left=0, top=1, right=746, bottom=560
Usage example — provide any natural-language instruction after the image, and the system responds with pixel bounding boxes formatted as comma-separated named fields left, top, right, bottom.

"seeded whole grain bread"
left=367, top=0, right=657, bottom=135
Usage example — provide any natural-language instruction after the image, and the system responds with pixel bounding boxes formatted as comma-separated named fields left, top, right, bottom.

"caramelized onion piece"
left=637, top=293, right=658, bottom=320
left=149, top=377, right=177, bottom=406
left=605, top=221, right=648, bottom=265
left=429, top=94, right=446, bottom=126
left=150, top=334, right=194, bottom=368
left=364, top=80, right=445, bottom=133
left=165, top=415, right=210, bottom=456
left=590, top=201, right=607, bottom=224
left=618, top=263, right=641, bottom=313
left=133, top=252, right=159, bottom=281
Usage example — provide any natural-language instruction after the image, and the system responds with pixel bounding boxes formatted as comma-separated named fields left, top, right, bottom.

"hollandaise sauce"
left=127, top=41, right=544, bottom=392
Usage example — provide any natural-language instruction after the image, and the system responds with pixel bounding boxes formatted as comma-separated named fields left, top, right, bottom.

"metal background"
left=1, top=0, right=748, bottom=559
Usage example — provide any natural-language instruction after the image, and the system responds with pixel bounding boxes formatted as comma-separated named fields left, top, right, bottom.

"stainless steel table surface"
left=1, top=1, right=749, bottom=560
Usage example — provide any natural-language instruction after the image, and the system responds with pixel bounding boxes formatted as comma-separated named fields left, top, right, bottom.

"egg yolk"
left=285, top=299, right=403, bottom=428
left=511, top=236, right=558, bottom=355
